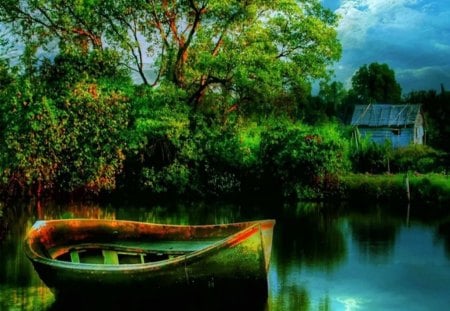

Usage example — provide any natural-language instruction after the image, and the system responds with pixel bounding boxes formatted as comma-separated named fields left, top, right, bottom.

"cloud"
left=324, top=0, right=450, bottom=93
left=397, top=65, right=450, bottom=91
left=336, top=0, right=424, bottom=49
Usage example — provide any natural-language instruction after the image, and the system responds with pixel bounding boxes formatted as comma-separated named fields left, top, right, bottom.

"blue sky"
left=321, top=0, right=450, bottom=94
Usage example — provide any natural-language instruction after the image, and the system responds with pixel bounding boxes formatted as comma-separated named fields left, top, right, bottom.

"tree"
left=406, top=86, right=450, bottom=152
left=0, top=0, right=105, bottom=52
left=0, top=74, right=63, bottom=198
left=0, top=50, right=132, bottom=197
left=350, top=63, right=402, bottom=103
left=1, top=0, right=342, bottom=118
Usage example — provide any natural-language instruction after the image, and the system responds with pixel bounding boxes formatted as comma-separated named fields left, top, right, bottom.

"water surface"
left=0, top=200, right=449, bottom=310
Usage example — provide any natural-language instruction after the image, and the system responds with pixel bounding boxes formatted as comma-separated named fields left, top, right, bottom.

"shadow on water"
left=436, top=219, right=450, bottom=260
left=275, top=202, right=348, bottom=271
left=47, top=289, right=268, bottom=311
left=348, top=206, right=400, bottom=264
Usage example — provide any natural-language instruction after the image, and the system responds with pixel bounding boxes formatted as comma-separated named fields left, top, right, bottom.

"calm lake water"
left=0, top=199, right=449, bottom=310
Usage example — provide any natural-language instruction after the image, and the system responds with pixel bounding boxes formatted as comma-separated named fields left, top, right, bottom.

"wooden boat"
left=24, top=219, right=275, bottom=298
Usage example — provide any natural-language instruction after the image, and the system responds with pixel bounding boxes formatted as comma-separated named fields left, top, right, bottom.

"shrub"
left=390, top=145, right=446, bottom=173
left=56, top=80, right=130, bottom=193
left=349, top=133, right=392, bottom=174
left=260, top=119, right=349, bottom=200
left=0, top=51, right=132, bottom=197
left=121, top=82, right=191, bottom=194
left=340, top=174, right=406, bottom=202
left=409, top=174, right=450, bottom=204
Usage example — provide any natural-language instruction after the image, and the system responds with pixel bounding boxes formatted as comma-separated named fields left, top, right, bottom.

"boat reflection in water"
left=24, top=219, right=275, bottom=310
left=48, top=285, right=269, bottom=311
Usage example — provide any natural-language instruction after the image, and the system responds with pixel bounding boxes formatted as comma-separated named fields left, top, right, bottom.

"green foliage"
left=304, top=81, right=348, bottom=124
left=0, top=77, right=63, bottom=195
left=0, top=59, right=15, bottom=88
left=349, top=129, right=447, bottom=174
left=350, top=62, right=402, bottom=103
left=390, top=145, right=446, bottom=173
left=340, top=174, right=406, bottom=202
left=406, top=87, right=450, bottom=153
left=56, top=80, right=130, bottom=192
left=188, top=118, right=261, bottom=196
left=122, top=83, right=192, bottom=195
left=1, top=0, right=341, bottom=119
left=260, top=119, right=349, bottom=199
left=39, top=49, right=131, bottom=96
left=410, top=174, right=450, bottom=204
left=0, top=50, right=132, bottom=197
left=127, top=83, right=190, bottom=154
left=349, top=134, right=392, bottom=174
left=0, top=1, right=365, bottom=201
left=140, top=161, right=191, bottom=195
left=341, top=173, right=450, bottom=205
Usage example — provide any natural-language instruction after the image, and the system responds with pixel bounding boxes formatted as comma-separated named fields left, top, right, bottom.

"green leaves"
left=0, top=77, right=63, bottom=194
left=260, top=119, right=349, bottom=199
left=351, top=62, right=402, bottom=103
left=0, top=50, right=132, bottom=196
left=1, top=0, right=341, bottom=119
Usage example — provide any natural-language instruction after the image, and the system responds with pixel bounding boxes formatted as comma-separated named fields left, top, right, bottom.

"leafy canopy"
left=0, top=0, right=342, bottom=116
left=350, top=62, right=402, bottom=103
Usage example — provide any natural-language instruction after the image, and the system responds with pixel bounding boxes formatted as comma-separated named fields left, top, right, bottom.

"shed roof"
left=351, top=104, right=421, bottom=127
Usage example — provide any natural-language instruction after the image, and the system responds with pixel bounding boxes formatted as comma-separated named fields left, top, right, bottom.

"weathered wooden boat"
left=24, top=219, right=275, bottom=298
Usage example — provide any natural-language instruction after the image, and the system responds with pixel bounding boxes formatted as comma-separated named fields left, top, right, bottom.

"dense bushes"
left=390, top=145, right=447, bottom=173
left=1, top=49, right=354, bottom=201
left=122, top=107, right=350, bottom=200
left=259, top=120, right=349, bottom=199
left=350, top=135, right=447, bottom=174
left=0, top=51, right=132, bottom=197
left=1, top=51, right=447, bottom=203
left=350, top=138, right=392, bottom=174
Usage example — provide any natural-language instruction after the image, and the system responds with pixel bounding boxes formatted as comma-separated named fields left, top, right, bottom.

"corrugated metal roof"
left=350, top=104, right=421, bottom=127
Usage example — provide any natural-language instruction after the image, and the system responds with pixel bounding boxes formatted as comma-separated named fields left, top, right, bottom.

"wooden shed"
left=350, top=104, right=424, bottom=148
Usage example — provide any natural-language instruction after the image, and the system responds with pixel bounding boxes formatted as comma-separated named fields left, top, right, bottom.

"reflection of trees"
left=348, top=211, right=399, bottom=263
left=270, top=203, right=346, bottom=311
left=114, top=201, right=265, bottom=225
left=37, top=201, right=116, bottom=220
left=275, top=202, right=347, bottom=272
left=0, top=206, right=6, bottom=241
left=270, top=285, right=310, bottom=311
left=436, top=220, right=450, bottom=260
left=0, top=202, right=37, bottom=287
left=0, top=287, right=53, bottom=311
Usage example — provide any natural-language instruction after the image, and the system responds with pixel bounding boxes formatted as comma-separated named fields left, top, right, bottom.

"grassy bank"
left=340, top=173, right=450, bottom=205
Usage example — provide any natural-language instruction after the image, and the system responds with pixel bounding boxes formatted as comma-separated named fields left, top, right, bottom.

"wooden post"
left=404, top=173, right=410, bottom=202
left=406, top=203, right=411, bottom=227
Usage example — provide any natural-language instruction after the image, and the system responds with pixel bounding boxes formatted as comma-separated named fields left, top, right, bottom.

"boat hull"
left=24, top=219, right=275, bottom=298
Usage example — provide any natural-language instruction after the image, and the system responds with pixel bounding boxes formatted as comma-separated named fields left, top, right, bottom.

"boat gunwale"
left=24, top=219, right=275, bottom=272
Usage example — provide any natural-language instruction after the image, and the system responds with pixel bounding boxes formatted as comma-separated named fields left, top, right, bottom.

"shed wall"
left=359, top=127, right=415, bottom=148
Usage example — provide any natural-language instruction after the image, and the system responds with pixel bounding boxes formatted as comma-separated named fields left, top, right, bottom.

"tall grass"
left=340, top=173, right=450, bottom=205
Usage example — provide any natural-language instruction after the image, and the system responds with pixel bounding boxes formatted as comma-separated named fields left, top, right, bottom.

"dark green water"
left=0, top=200, right=449, bottom=310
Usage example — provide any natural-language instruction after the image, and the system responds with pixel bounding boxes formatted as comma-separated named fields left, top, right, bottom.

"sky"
left=321, top=0, right=450, bottom=94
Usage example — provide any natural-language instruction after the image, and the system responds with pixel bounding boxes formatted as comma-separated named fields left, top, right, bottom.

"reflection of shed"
left=350, top=104, right=424, bottom=148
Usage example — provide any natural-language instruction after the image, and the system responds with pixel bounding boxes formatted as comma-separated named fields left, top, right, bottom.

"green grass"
left=340, top=173, right=450, bottom=205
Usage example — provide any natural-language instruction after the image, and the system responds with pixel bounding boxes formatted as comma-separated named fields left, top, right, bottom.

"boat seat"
left=70, top=250, right=80, bottom=263
left=103, top=250, right=119, bottom=265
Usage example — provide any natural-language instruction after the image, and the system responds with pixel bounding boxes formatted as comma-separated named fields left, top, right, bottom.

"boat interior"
left=50, top=240, right=219, bottom=265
